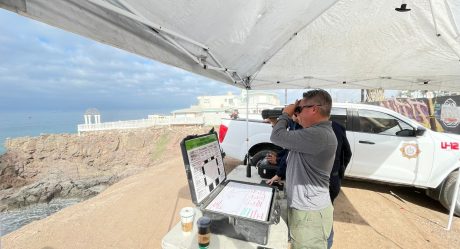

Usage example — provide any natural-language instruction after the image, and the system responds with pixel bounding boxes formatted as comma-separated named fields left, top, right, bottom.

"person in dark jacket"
left=329, top=121, right=352, bottom=203
left=327, top=121, right=352, bottom=249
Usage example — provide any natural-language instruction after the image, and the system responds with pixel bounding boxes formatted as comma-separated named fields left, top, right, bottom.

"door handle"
left=359, top=140, right=375, bottom=144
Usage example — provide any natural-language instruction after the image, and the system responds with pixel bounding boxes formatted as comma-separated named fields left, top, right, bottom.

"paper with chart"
left=205, top=181, right=273, bottom=222
left=185, top=134, right=226, bottom=204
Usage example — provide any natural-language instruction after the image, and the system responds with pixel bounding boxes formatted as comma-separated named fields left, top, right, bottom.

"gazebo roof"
left=84, top=108, right=100, bottom=115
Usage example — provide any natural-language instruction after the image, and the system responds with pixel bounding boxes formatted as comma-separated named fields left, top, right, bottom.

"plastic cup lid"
left=197, top=216, right=211, bottom=226
left=180, top=207, right=194, bottom=218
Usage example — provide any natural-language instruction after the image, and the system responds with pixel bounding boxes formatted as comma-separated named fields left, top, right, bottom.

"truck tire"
left=439, top=171, right=460, bottom=216
left=250, top=150, right=273, bottom=166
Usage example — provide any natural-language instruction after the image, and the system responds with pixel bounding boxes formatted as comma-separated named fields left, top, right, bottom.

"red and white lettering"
left=441, top=142, right=459, bottom=150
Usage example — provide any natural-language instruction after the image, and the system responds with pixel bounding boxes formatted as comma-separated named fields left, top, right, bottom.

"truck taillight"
left=219, top=124, right=228, bottom=143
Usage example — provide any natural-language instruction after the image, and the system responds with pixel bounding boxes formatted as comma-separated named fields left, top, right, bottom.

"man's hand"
left=266, top=152, right=277, bottom=165
left=267, top=117, right=278, bottom=127
left=282, top=100, right=301, bottom=117
left=266, top=175, right=281, bottom=185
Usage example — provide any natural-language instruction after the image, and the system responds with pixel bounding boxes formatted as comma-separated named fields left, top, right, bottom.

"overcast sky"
left=0, top=9, right=381, bottom=113
left=0, top=9, right=245, bottom=112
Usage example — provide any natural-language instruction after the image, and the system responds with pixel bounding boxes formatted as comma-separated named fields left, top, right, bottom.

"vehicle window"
left=357, top=110, right=412, bottom=136
left=331, top=107, right=347, bottom=128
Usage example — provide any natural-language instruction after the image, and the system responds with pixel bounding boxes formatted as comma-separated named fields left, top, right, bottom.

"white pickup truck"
left=219, top=103, right=460, bottom=215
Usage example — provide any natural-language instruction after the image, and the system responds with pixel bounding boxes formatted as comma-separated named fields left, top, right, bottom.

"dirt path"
left=2, top=156, right=459, bottom=249
left=335, top=180, right=460, bottom=248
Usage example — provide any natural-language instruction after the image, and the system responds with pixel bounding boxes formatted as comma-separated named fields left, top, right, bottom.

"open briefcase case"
left=180, top=132, right=281, bottom=245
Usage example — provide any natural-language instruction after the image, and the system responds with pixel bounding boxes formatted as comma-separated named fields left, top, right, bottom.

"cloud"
left=0, top=9, right=240, bottom=112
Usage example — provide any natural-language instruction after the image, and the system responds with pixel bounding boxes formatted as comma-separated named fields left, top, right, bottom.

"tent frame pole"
left=89, top=0, right=244, bottom=85
left=446, top=168, right=460, bottom=230
left=245, top=88, right=251, bottom=177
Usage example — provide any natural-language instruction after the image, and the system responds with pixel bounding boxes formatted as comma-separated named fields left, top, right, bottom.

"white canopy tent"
left=1, top=0, right=459, bottom=229
left=1, top=0, right=459, bottom=91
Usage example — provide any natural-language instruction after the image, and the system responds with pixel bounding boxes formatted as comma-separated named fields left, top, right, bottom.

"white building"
left=171, top=91, right=281, bottom=125
left=78, top=91, right=281, bottom=133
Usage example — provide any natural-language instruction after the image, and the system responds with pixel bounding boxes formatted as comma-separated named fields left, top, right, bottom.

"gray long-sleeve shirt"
left=270, top=114, right=337, bottom=211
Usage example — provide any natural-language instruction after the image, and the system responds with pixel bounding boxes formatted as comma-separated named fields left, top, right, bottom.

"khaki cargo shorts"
left=288, top=204, right=334, bottom=249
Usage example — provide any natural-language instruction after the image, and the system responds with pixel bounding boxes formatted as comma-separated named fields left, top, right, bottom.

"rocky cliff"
left=0, top=126, right=212, bottom=211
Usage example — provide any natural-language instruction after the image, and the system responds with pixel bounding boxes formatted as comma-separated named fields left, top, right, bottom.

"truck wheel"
left=439, top=171, right=460, bottom=216
left=250, top=150, right=273, bottom=166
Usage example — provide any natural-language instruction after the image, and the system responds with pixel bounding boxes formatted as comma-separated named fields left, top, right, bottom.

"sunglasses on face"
left=294, top=104, right=321, bottom=114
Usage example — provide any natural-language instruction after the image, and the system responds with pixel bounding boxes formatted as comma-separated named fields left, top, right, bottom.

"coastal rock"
left=0, top=126, right=211, bottom=211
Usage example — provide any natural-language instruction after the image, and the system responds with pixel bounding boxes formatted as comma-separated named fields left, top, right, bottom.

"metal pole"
left=447, top=168, right=460, bottom=230
left=285, top=89, right=288, bottom=105
left=245, top=89, right=251, bottom=177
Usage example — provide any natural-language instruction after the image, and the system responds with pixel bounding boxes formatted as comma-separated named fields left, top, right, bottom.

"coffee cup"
left=180, top=207, right=195, bottom=232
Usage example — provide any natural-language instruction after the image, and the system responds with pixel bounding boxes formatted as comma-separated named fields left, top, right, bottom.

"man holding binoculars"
left=270, top=89, right=337, bottom=249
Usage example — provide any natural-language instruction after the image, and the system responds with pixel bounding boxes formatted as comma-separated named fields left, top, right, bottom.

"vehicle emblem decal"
left=400, top=143, right=420, bottom=159
left=440, top=98, right=460, bottom=128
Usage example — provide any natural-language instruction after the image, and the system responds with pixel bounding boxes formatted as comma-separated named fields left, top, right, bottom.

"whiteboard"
left=184, top=134, right=226, bottom=204
left=205, top=181, right=273, bottom=222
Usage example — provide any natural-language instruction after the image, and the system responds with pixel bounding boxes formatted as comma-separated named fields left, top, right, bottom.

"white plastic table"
left=161, top=165, right=288, bottom=249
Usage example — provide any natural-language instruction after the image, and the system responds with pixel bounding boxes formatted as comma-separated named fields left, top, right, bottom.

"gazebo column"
left=82, top=108, right=101, bottom=133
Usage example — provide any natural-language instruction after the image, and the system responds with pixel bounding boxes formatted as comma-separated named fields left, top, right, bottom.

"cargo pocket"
left=319, top=205, right=334, bottom=241
left=288, top=208, right=326, bottom=248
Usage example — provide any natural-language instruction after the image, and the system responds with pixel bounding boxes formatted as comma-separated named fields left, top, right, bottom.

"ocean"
left=0, top=108, right=172, bottom=236
left=0, top=109, right=172, bottom=155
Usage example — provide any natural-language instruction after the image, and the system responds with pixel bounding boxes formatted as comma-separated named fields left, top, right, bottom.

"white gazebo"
left=84, top=108, right=101, bottom=125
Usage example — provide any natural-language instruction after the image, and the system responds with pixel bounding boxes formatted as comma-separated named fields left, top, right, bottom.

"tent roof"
left=1, top=0, right=459, bottom=91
